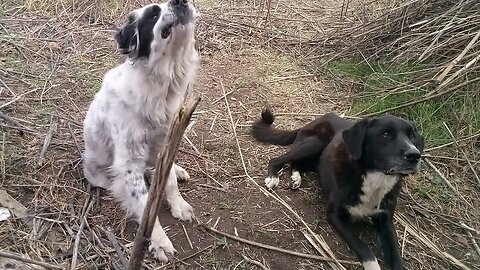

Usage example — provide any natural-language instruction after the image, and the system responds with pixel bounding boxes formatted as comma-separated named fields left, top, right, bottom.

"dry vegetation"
left=0, top=0, right=479, bottom=269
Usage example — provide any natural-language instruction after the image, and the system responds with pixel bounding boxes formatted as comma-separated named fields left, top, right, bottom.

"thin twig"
left=155, top=245, right=214, bottom=270
left=425, top=131, right=480, bottom=152
left=423, top=158, right=473, bottom=208
left=37, top=117, right=58, bottom=167
left=395, top=213, right=472, bottom=270
left=182, top=224, right=194, bottom=250
left=0, top=111, right=23, bottom=128
left=442, top=122, right=480, bottom=185
left=70, top=200, right=94, bottom=270
left=0, top=251, right=63, bottom=269
left=436, top=29, right=480, bottom=82
left=0, top=88, right=40, bottom=109
left=105, top=227, right=129, bottom=270
left=465, top=230, right=480, bottom=257
left=241, top=254, right=270, bottom=270
left=202, top=225, right=360, bottom=265
left=211, top=89, right=237, bottom=105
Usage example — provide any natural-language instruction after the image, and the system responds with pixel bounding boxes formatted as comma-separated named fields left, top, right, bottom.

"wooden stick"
left=395, top=213, right=472, bottom=270
left=442, top=122, right=480, bottom=185
left=202, top=225, right=360, bottom=266
left=70, top=200, right=94, bottom=270
left=156, top=245, right=214, bottom=269
left=182, top=224, right=194, bottom=249
left=241, top=254, right=270, bottom=270
left=128, top=95, right=201, bottom=270
left=37, top=117, right=58, bottom=167
left=423, top=158, right=473, bottom=208
left=435, top=29, right=480, bottom=82
left=0, top=111, right=26, bottom=130
left=0, top=251, right=63, bottom=269
left=105, top=227, right=129, bottom=270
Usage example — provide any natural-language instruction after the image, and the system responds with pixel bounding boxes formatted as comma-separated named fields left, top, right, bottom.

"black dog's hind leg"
left=265, top=137, right=325, bottom=189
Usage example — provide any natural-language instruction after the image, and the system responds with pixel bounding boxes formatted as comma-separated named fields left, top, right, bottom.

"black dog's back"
left=250, top=109, right=354, bottom=189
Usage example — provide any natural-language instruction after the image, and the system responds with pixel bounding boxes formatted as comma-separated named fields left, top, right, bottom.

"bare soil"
left=0, top=0, right=479, bottom=269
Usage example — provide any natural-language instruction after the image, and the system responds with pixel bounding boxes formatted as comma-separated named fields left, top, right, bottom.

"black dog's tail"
left=250, top=108, right=299, bottom=146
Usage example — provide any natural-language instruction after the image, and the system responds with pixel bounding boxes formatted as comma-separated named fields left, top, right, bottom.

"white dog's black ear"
left=343, top=118, right=370, bottom=160
left=115, top=15, right=137, bottom=55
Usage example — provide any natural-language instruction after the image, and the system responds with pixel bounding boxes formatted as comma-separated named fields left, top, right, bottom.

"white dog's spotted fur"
left=347, top=171, right=398, bottom=219
left=83, top=1, right=199, bottom=262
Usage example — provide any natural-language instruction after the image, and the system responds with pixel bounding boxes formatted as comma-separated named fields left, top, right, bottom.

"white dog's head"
left=115, top=0, right=198, bottom=59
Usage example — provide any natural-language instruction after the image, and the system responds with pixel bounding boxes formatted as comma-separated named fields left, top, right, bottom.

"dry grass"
left=1, top=0, right=479, bottom=269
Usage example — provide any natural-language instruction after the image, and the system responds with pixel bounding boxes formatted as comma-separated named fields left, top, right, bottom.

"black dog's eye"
left=152, top=14, right=158, bottom=20
left=410, top=133, right=416, bottom=140
left=382, top=131, right=391, bottom=138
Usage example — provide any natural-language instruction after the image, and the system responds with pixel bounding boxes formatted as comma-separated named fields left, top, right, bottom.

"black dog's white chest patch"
left=347, top=172, right=398, bottom=218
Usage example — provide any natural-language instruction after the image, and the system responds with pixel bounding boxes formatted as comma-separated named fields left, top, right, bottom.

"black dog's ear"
left=342, top=118, right=370, bottom=160
left=412, top=124, right=425, bottom=153
left=115, top=15, right=137, bottom=55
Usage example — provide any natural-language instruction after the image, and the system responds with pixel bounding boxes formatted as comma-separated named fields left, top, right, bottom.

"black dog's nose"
left=170, top=0, right=188, bottom=6
left=405, top=149, right=421, bottom=161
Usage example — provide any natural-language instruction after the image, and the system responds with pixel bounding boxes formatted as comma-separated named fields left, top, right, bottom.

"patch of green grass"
left=35, top=101, right=56, bottom=122
left=215, top=236, right=229, bottom=249
left=71, top=55, right=114, bottom=99
left=85, top=80, right=102, bottom=99
left=414, top=174, right=453, bottom=203
left=325, top=60, right=480, bottom=147
left=219, top=201, right=235, bottom=210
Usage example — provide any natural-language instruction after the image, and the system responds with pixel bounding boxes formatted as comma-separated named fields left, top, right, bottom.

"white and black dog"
left=252, top=109, right=424, bottom=270
left=83, top=0, right=199, bottom=262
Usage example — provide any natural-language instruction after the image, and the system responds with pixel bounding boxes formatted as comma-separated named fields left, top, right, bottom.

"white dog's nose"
left=170, top=0, right=188, bottom=7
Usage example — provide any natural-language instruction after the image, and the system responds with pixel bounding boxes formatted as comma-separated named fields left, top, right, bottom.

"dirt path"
left=1, top=0, right=476, bottom=269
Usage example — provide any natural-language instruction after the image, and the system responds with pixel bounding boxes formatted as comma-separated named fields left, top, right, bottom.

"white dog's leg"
left=110, top=150, right=175, bottom=262
left=83, top=147, right=111, bottom=190
left=165, top=168, right=194, bottom=221
left=149, top=219, right=176, bottom=262
left=174, top=163, right=190, bottom=183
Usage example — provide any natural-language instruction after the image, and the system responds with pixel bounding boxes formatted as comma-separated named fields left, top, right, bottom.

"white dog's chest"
left=347, top=172, right=398, bottom=218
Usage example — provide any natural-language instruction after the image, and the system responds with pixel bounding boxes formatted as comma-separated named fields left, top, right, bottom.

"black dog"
left=251, top=109, right=424, bottom=270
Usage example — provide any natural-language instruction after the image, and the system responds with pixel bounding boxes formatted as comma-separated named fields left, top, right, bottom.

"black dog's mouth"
left=161, top=23, right=174, bottom=39
left=384, top=167, right=419, bottom=175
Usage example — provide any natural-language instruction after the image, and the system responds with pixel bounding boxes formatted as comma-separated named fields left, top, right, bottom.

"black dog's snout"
left=405, top=149, right=421, bottom=162
left=170, top=0, right=188, bottom=6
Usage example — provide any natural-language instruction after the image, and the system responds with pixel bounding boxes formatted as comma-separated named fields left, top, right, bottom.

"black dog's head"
left=343, top=115, right=424, bottom=175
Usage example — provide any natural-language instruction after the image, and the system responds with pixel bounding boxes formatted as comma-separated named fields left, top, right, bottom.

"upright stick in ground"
left=128, top=95, right=201, bottom=270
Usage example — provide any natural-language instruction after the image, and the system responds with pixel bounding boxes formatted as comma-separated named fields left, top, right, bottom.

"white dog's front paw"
left=265, top=176, right=279, bottom=189
left=149, top=236, right=177, bottom=263
left=290, top=171, right=302, bottom=190
left=170, top=198, right=194, bottom=221
left=175, top=166, right=190, bottom=183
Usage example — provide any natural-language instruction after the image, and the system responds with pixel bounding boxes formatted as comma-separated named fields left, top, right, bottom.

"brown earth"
left=0, top=0, right=479, bottom=269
